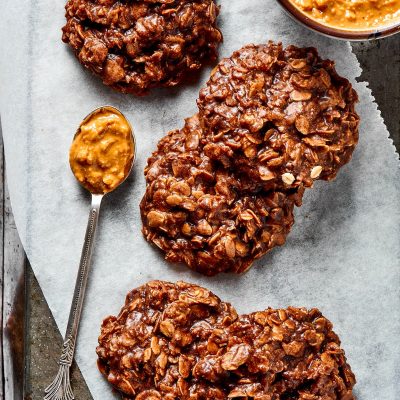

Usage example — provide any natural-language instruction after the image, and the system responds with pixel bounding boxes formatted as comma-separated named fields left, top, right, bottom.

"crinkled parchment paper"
left=1, top=0, right=399, bottom=398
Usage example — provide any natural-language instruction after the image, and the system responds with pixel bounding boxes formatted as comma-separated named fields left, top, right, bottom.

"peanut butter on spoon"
left=45, top=106, right=135, bottom=400
left=70, top=106, right=135, bottom=194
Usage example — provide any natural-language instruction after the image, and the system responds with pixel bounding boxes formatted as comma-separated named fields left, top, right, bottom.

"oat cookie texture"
left=62, top=0, right=222, bottom=95
left=97, top=281, right=356, bottom=399
left=141, top=42, right=360, bottom=275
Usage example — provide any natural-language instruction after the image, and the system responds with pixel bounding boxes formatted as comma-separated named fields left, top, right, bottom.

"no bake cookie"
left=62, top=0, right=222, bottom=95
left=97, top=281, right=356, bottom=399
left=197, top=42, right=359, bottom=191
left=141, top=115, right=303, bottom=275
left=140, top=43, right=359, bottom=275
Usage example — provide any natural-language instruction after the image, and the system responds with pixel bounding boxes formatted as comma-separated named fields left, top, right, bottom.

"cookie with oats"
left=62, top=0, right=222, bottom=95
left=197, top=42, right=359, bottom=191
left=97, top=281, right=356, bottom=399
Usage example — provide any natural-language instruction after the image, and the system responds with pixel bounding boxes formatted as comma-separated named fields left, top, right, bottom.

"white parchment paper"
left=1, top=0, right=400, bottom=398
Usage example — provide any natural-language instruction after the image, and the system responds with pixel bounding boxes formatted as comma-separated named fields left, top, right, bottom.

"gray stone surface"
left=1, top=37, right=399, bottom=399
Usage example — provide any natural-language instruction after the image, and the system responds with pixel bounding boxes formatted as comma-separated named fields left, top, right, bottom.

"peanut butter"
left=291, top=0, right=400, bottom=29
left=70, top=108, right=134, bottom=194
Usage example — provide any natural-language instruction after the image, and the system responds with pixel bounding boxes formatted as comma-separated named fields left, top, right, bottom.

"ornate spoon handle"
left=44, top=193, right=103, bottom=400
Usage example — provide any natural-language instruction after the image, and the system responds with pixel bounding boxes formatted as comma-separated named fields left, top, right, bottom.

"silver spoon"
left=44, top=106, right=135, bottom=400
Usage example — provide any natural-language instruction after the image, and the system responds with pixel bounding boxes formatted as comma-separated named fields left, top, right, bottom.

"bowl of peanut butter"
left=277, top=0, right=400, bottom=39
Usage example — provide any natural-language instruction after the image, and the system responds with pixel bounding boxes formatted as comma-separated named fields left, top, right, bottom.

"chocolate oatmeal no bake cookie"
left=198, top=43, right=359, bottom=191
left=97, top=281, right=356, bottom=399
left=140, top=42, right=360, bottom=275
left=141, top=114, right=304, bottom=275
left=62, top=0, right=221, bottom=95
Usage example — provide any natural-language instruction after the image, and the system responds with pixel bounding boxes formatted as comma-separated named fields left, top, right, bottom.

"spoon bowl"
left=70, top=105, right=136, bottom=195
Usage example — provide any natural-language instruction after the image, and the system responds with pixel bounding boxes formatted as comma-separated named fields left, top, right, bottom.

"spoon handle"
left=44, top=193, right=103, bottom=400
